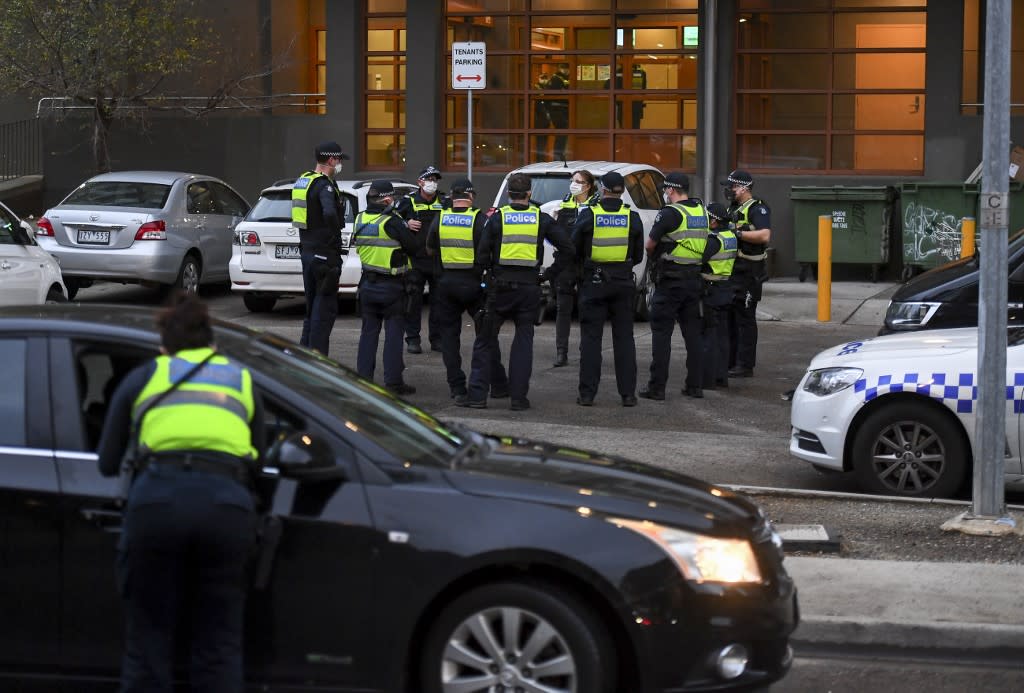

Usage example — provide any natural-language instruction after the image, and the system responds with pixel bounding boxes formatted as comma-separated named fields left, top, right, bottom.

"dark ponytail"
left=156, top=291, right=213, bottom=354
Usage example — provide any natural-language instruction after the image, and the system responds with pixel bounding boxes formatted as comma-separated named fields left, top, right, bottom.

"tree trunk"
left=92, top=104, right=113, bottom=173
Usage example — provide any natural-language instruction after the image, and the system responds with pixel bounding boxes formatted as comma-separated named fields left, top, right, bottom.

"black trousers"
left=578, top=279, right=637, bottom=400
left=554, top=267, right=577, bottom=355
left=647, top=276, right=705, bottom=392
left=467, top=284, right=538, bottom=403
left=357, top=276, right=406, bottom=386
left=702, top=281, right=735, bottom=386
left=299, top=249, right=338, bottom=357
left=404, top=266, right=441, bottom=347
left=118, top=464, right=256, bottom=693
left=728, top=262, right=765, bottom=370
left=435, top=273, right=508, bottom=397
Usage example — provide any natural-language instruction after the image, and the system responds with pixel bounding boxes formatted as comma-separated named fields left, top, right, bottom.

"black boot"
left=553, top=349, right=568, bottom=367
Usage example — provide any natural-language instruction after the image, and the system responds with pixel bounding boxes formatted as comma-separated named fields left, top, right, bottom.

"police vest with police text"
left=438, top=208, right=478, bottom=270
left=132, top=347, right=256, bottom=460
left=498, top=205, right=540, bottom=267
left=407, top=193, right=445, bottom=223
left=589, top=203, right=631, bottom=263
left=662, top=202, right=709, bottom=266
left=704, top=227, right=738, bottom=281
left=354, top=211, right=408, bottom=275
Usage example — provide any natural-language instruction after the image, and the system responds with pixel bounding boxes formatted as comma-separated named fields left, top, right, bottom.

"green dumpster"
left=790, top=186, right=897, bottom=282
left=899, top=182, right=979, bottom=279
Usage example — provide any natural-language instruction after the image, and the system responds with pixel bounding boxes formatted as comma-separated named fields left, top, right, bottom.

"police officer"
left=354, top=180, right=421, bottom=395
left=458, top=172, right=573, bottom=411
left=97, top=293, right=264, bottom=692
left=550, top=169, right=598, bottom=367
left=702, top=202, right=738, bottom=390
left=722, top=169, right=772, bottom=378
left=396, top=165, right=445, bottom=354
left=425, top=177, right=509, bottom=403
left=573, top=171, right=644, bottom=407
left=639, top=172, right=710, bottom=401
left=292, top=141, right=347, bottom=357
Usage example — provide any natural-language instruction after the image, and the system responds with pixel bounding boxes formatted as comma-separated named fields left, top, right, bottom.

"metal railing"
left=36, top=93, right=327, bottom=117
left=0, top=118, right=42, bottom=181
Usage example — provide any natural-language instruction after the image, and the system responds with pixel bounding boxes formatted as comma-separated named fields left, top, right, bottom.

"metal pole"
left=973, top=0, right=1011, bottom=520
left=701, top=0, right=717, bottom=203
left=467, top=92, right=473, bottom=180
left=817, top=215, right=832, bottom=322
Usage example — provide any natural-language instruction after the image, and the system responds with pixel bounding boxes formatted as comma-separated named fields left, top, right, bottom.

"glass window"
left=446, top=0, right=526, bottom=10
left=737, top=134, right=826, bottom=170
left=962, top=0, right=1024, bottom=115
left=737, top=13, right=830, bottom=50
left=365, top=3, right=407, bottom=170
left=447, top=15, right=527, bottom=50
left=737, top=54, right=830, bottom=90
left=0, top=206, right=19, bottom=244
left=367, top=133, right=406, bottom=168
left=210, top=183, right=249, bottom=218
left=246, top=190, right=293, bottom=223
left=0, top=339, right=26, bottom=446
left=737, top=95, right=828, bottom=131
left=62, top=182, right=171, bottom=209
left=625, top=171, right=662, bottom=210
left=186, top=182, right=216, bottom=215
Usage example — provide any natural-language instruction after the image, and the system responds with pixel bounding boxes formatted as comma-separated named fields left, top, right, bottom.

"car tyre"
left=64, top=279, right=80, bottom=301
left=243, top=294, right=278, bottom=313
left=45, top=286, right=67, bottom=303
left=420, top=580, right=615, bottom=693
left=635, top=267, right=654, bottom=322
left=168, top=254, right=202, bottom=296
left=851, top=401, right=968, bottom=498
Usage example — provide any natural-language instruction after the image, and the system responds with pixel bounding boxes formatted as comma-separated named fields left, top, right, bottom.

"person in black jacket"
left=572, top=171, right=644, bottom=407
left=395, top=165, right=445, bottom=354
left=457, top=173, right=573, bottom=411
left=550, top=169, right=598, bottom=367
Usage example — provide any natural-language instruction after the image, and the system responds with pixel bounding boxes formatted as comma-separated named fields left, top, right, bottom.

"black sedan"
left=0, top=305, right=797, bottom=692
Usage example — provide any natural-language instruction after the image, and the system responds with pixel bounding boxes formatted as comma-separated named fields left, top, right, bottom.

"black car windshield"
left=214, top=328, right=462, bottom=467
left=63, top=182, right=171, bottom=209
left=247, top=190, right=294, bottom=222
left=497, top=175, right=572, bottom=206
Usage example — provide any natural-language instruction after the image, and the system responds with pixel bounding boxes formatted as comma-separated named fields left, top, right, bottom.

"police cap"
left=662, top=171, right=690, bottom=191
left=418, top=165, right=443, bottom=180
left=601, top=171, right=625, bottom=193
left=367, top=179, right=395, bottom=198
left=449, top=177, right=475, bottom=197
left=315, top=141, right=349, bottom=161
left=720, top=169, right=754, bottom=187
left=706, top=202, right=730, bottom=222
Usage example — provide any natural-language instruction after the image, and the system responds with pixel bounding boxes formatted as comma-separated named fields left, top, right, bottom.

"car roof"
left=83, top=171, right=212, bottom=185
left=258, top=178, right=416, bottom=197
left=507, top=161, right=661, bottom=176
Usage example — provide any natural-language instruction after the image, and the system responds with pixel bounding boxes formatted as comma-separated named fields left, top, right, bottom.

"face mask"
left=663, top=192, right=673, bottom=205
left=422, top=181, right=438, bottom=195
left=723, top=185, right=736, bottom=203
left=569, top=182, right=584, bottom=196
left=333, top=162, right=344, bottom=175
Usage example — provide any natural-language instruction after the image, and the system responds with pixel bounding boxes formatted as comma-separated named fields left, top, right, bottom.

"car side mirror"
left=16, top=221, right=35, bottom=245
left=264, top=431, right=346, bottom=482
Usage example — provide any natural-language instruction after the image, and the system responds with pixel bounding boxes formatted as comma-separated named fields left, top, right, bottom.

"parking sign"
left=452, top=42, right=486, bottom=90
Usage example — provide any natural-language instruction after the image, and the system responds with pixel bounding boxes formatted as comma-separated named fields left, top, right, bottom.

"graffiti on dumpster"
left=902, top=202, right=962, bottom=264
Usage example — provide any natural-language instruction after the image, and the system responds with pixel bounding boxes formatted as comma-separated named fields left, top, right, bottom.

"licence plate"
left=78, top=229, right=110, bottom=244
left=275, top=244, right=301, bottom=259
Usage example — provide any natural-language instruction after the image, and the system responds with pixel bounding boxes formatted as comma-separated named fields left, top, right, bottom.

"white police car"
left=790, top=328, right=1024, bottom=498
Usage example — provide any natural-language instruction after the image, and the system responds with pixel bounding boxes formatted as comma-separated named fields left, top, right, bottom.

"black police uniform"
left=643, top=199, right=714, bottom=398
left=572, top=198, right=644, bottom=405
left=728, top=198, right=771, bottom=375
left=425, top=198, right=509, bottom=400
left=298, top=174, right=345, bottom=357
left=544, top=69, right=570, bottom=160
left=96, top=358, right=265, bottom=692
left=463, top=201, right=573, bottom=409
left=552, top=191, right=599, bottom=366
left=395, top=188, right=444, bottom=352
left=355, top=199, right=420, bottom=391
left=700, top=229, right=730, bottom=389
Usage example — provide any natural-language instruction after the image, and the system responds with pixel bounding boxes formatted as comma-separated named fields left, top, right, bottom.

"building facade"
left=5, top=0, right=1024, bottom=276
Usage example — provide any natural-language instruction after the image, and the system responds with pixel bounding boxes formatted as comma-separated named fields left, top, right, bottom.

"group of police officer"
left=293, top=141, right=772, bottom=408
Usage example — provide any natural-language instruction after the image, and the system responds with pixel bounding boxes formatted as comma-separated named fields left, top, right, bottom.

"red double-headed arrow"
left=456, top=74, right=482, bottom=82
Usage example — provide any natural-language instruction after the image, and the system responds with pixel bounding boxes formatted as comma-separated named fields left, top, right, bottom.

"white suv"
left=491, top=161, right=667, bottom=319
left=229, top=178, right=417, bottom=312
left=0, top=200, right=66, bottom=305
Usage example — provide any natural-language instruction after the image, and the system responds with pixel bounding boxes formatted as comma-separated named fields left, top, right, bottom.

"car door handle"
left=0, top=261, right=10, bottom=270
left=81, top=507, right=124, bottom=533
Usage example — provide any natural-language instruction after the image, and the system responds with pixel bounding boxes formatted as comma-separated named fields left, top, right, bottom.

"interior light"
left=739, top=18, right=748, bottom=23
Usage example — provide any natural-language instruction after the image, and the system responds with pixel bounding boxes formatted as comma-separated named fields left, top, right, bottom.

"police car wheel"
left=851, top=402, right=968, bottom=498
left=419, top=581, right=615, bottom=693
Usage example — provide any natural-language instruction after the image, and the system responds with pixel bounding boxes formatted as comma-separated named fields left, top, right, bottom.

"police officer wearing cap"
left=721, top=169, right=771, bottom=378
left=291, top=141, right=348, bottom=357
left=354, top=180, right=421, bottom=395
left=97, top=293, right=264, bottom=692
left=702, top=202, right=738, bottom=390
left=639, top=172, right=712, bottom=401
left=572, top=171, right=644, bottom=407
left=425, top=177, right=509, bottom=403
left=395, top=165, right=446, bottom=354
left=459, top=172, right=573, bottom=411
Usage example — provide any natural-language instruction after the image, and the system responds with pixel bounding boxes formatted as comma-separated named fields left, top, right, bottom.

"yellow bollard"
left=961, top=217, right=976, bottom=259
left=817, top=214, right=832, bottom=322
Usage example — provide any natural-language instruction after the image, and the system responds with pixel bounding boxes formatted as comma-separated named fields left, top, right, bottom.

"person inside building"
left=545, top=63, right=571, bottom=160
left=457, top=172, right=573, bottom=411
left=395, top=165, right=446, bottom=354
left=702, top=202, right=737, bottom=390
left=723, top=169, right=771, bottom=378
left=291, top=140, right=348, bottom=357
left=97, top=292, right=264, bottom=693
left=550, top=169, right=598, bottom=367
left=640, top=171, right=711, bottom=401
left=571, top=171, right=644, bottom=407
left=353, top=180, right=421, bottom=395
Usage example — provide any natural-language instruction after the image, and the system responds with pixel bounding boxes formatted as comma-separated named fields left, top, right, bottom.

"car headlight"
left=802, top=367, right=863, bottom=396
left=885, top=301, right=941, bottom=329
left=610, top=518, right=762, bottom=584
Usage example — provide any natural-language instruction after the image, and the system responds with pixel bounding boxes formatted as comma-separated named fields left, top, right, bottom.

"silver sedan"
left=36, top=171, right=249, bottom=298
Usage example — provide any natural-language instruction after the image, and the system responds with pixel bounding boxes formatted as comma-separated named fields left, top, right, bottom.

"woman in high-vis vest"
left=97, top=293, right=264, bottom=693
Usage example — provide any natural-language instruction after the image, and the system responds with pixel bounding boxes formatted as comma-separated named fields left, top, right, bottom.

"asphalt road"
left=75, top=281, right=870, bottom=494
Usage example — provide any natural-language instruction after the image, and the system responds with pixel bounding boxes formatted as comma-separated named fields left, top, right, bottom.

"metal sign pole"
left=468, top=92, right=473, bottom=180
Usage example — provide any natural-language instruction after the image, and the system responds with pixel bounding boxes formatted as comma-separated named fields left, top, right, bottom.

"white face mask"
left=422, top=181, right=438, bottom=195
left=333, top=162, right=344, bottom=175
left=663, top=192, right=673, bottom=205
left=569, top=182, right=584, bottom=196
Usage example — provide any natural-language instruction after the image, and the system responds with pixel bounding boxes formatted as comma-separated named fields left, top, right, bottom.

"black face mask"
left=723, top=185, right=736, bottom=204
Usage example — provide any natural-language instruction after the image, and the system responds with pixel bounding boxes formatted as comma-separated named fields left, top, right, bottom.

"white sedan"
left=0, top=201, right=66, bottom=305
left=229, top=178, right=417, bottom=312
left=790, top=328, right=1024, bottom=498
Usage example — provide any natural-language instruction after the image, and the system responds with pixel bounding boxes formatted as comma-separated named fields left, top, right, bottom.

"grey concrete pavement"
left=757, top=276, right=900, bottom=326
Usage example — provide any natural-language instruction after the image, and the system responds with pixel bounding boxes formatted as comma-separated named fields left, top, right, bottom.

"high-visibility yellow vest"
left=733, top=198, right=768, bottom=260
left=354, top=211, right=408, bottom=275
left=589, top=204, right=631, bottom=263
left=705, top=227, right=738, bottom=280
left=407, top=194, right=445, bottom=218
left=132, top=347, right=256, bottom=460
left=438, top=208, right=478, bottom=270
left=663, top=202, right=709, bottom=266
left=291, top=171, right=336, bottom=230
left=497, top=205, right=540, bottom=267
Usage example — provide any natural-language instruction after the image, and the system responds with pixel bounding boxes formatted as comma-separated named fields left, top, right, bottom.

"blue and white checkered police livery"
left=854, top=371, right=1024, bottom=414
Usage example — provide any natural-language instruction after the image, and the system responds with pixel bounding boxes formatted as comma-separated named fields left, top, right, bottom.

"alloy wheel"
left=868, top=419, right=946, bottom=494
